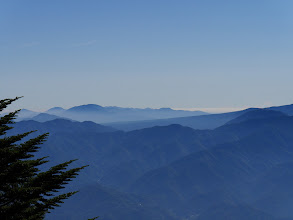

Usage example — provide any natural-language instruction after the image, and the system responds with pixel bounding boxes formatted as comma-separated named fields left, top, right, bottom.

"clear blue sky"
left=1, top=0, right=293, bottom=112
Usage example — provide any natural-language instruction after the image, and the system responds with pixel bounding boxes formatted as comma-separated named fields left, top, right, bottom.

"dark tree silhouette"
left=0, top=97, right=94, bottom=219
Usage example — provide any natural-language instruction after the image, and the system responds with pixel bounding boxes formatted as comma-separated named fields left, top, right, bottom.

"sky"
left=1, top=0, right=293, bottom=113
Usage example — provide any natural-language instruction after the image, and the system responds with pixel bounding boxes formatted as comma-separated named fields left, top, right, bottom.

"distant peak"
left=82, top=104, right=103, bottom=107
left=46, top=107, right=66, bottom=115
left=75, top=104, right=103, bottom=108
left=48, top=107, right=65, bottom=111
left=20, top=109, right=34, bottom=112
left=67, top=104, right=104, bottom=112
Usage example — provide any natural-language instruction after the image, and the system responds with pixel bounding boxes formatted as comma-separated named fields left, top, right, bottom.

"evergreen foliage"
left=0, top=97, right=89, bottom=219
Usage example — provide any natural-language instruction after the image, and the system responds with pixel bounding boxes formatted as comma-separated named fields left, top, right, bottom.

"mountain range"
left=6, top=104, right=293, bottom=219
left=16, top=104, right=207, bottom=124
left=106, top=104, right=293, bottom=131
left=17, top=104, right=293, bottom=132
left=6, top=103, right=293, bottom=219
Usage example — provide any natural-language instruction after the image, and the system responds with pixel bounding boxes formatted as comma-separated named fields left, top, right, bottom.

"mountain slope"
left=9, top=109, right=293, bottom=219
left=106, top=108, right=258, bottom=131
left=250, top=162, right=293, bottom=219
left=29, top=113, right=70, bottom=122
left=10, top=119, right=117, bottom=135
left=106, top=103, right=293, bottom=131
left=268, top=104, right=293, bottom=116
left=129, top=115, right=293, bottom=217
left=225, top=109, right=286, bottom=125
left=46, top=184, right=177, bottom=220
left=197, top=203, right=278, bottom=220
left=46, top=107, right=65, bottom=115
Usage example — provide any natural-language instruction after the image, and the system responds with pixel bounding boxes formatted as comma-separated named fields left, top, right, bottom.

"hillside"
left=106, top=108, right=256, bottom=131
left=7, top=108, right=293, bottom=219
left=10, top=119, right=117, bottom=136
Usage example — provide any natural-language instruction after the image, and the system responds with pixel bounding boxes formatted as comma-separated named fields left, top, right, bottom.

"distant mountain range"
left=16, top=103, right=293, bottom=133
left=106, top=104, right=293, bottom=131
left=8, top=106, right=293, bottom=219
left=106, top=108, right=254, bottom=131
left=16, top=104, right=208, bottom=123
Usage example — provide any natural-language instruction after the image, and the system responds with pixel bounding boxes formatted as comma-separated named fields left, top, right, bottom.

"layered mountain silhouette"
left=17, top=109, right=39, bottom=119
left=17, top=103, right=293, bottom=130
left=29, top=113, right=71, bottom=122
left=46, top=107, right=66, bottom=115
left=106, top=108, right=253, bottom=131
left=8, top=105, right=293, bottom=219
left=16, top=104, right=207, bottom=123
left=107, top=105, right=293, bottom=131
left=47, top=104, right=208, bottom=123
left=10, top=119, right=116, bottom=136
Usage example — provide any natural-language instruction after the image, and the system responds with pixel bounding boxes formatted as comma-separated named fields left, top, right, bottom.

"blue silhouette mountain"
left=9, top=105, right=293, bottom=219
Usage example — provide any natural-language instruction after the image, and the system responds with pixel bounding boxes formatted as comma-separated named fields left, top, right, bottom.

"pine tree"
left=0, top=97, right=91, bottom=219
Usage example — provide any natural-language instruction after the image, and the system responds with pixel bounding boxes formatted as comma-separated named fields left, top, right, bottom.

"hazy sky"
left=1, top=0, right=293, bottom=112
